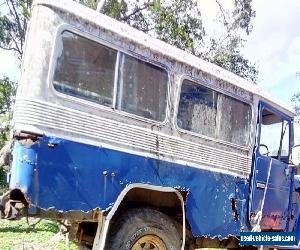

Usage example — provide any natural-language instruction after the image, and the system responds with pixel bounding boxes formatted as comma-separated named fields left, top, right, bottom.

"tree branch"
left=0, top=45, right=18, bottom=51
left=215, top=0, right=232, bottom=33
left=121, top=1, right=154, bottom=22
left=0, top=45, right=19, bottom=53
left=4, top=0, right=24, bottom=59
left=7, top=0, right=25, bottom=48
left=7, top=30, right=23, bottom=58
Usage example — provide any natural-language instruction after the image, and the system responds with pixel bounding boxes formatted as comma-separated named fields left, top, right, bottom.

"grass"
left=0, top=217, right=226, bottom=250
left=0, top=171, right=80, bottom=249
left=0, top=218, right=79, bottom=250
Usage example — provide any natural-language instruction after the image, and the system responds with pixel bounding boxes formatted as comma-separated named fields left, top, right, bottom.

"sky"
left=0, top=49, right=19, bottom=81
left=198, top=0, right=300, bottom=109
left=242, top=0, right=300, bottom=108
left=199, top=0, right=300, bottom=143
left=0, top=0, right=299, bottom=141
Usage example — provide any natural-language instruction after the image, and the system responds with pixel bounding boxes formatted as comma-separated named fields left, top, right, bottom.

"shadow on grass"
left=36, top=221, right=59, bottom=233
left=0, top=221, right=59, bottom=234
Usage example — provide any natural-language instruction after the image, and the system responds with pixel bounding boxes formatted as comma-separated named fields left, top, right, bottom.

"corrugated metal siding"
left=14, top=99, right=252, bottom=176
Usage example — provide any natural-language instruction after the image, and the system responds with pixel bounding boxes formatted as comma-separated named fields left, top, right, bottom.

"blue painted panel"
left=251, top=158, right=291, bottom=216
left=10, top=141, right=38, bottom=193
left=292, top=176, right=300, bottom=244
left=10, top=136, right=250, bottom=238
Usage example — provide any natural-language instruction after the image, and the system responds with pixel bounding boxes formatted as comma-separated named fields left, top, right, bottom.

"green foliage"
left=0, top=166, right=8, bottom=193
left=99, top=0, right=257, bottom=82
left=102, top=0, right=204, bottom=54
left=150, top=0, right=204, bottom=54
left=20, top=0, right=32, bottom=20
left=103, top=0, right=127, bottom=20
left=0, top=0, right=31, bottom=60
left=203, top=36, right=258, bottom=82
left=0, top=219, right=79, bottom=249
left=202, top=0, right=257, bottom=82
left=0, top=0, right=258, bottom=81
left=0, top=77, right=15, bottom=191
left=0, top=76, right=15, bottom=149
left=233, top=0, right=256, bottom=35
left=0, top=76, right=15, bottom=115
left=0, top=15, right=14, bottom=50
left=292, top=93, right=300, bottom=117
left=75, top=0, right=97, bottom=10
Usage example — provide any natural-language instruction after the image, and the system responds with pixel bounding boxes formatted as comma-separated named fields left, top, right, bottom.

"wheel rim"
left=131, top=235, right=167, bottom=250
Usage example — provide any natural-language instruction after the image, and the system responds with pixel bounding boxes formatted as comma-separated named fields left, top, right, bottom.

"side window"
left=53, top=31, right=117, bottom=106
left=53, top=31, right=168, bottom=122
left=177, top=79, right=251, bottom=146
left=117, top=54, right=168, bottom=122
left=259, top=108, right=290, bottom=160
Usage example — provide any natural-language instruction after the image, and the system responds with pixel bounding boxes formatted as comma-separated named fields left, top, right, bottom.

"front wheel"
left=106, top=207, right=182, bottom=250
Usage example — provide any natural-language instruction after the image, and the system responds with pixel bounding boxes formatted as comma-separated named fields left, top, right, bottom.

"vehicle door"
left=249, top=102, right=293, bottom=231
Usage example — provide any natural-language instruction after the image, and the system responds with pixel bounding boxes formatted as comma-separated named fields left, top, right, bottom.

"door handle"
left=285, top=167, right=290, bottom=177
left=256, top=182, right=266, bottom=189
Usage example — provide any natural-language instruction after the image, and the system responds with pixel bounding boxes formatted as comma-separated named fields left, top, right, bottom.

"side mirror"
left=292, top=145, right=300, bottom=166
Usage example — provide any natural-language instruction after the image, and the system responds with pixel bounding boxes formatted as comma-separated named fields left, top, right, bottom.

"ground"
left=0, top=219, right=226, bottom=249
left=0, top=219, right=79, bottom=250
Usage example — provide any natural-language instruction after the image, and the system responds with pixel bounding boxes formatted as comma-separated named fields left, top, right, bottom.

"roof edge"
left=32, top=0, right=295, bottom=117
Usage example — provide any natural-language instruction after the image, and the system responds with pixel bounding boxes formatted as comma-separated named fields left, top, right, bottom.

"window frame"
left=48, top=25, right=170, bottom=125
left=257, top=104, right=292, bottom=160
left=174, top=75, right=254, bottom=149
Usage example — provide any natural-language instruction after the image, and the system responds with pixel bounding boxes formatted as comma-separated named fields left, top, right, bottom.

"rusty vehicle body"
left=1, top=0, right=300, bottom=249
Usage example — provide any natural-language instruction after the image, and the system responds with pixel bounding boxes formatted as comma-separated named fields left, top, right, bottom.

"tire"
left=106, top=207, right=182, bottom=250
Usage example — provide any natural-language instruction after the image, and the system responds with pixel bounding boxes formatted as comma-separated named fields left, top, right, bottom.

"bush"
left=0, top=165, right=8, bottom=194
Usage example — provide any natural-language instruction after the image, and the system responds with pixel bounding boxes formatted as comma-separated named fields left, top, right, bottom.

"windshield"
left=259, top=108, right=290, bottom=161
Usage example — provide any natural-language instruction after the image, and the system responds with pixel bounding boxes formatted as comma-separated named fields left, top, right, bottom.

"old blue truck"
left=1, top=0, right=300, bottom=249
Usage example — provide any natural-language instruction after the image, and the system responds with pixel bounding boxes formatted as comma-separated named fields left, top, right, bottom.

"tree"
left=0, top=76, right=15, bottom=150
left=0, top=0, right=31, bottom=61
left=200, top=0, right=258, bottom=82
left=293, top=72, right=300, bottom=118
left=0, top=77, right=15, bottom=191
left=0, top=0, right=258, bottom=81
left=102, top=0, right=205, bottom=54
left=292, top=93, right=300, bottom=117
left=99, top=0, right=257, bottom=82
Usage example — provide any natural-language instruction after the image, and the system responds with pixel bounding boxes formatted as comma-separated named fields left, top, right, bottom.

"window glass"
left=116, top=53, right=168, bottom=121
left=177, top=79, right=251, bottom=146
left=53, top=31, right=117, bottom=106
left=53, top=31, right=168, bottom=122
left=259, top=109, right=289, bottom=159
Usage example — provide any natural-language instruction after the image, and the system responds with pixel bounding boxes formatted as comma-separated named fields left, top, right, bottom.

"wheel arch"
left=93, top=183, right=187, bottom=250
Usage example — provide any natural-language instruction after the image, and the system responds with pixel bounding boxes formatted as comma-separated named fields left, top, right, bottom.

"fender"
left=92, top=183, right=186, bottom=250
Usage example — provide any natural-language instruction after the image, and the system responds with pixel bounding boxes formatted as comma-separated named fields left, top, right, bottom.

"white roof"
left=34, top=0, right=295, bottom=117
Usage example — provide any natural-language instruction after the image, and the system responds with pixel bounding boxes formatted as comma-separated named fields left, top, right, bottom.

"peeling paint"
left=8, top=136, right=250, bottom=239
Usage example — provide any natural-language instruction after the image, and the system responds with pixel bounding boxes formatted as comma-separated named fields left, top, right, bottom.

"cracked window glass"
left=177, top=79, right=251, bottom=146
left=53, top=31, right=117, bottom=106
